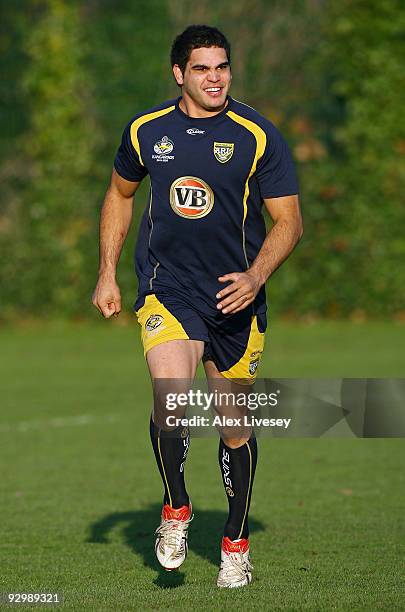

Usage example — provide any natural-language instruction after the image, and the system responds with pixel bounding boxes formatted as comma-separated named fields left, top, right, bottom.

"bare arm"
left=216, top=194, right=303, bottom=314
left=249, top=194, right=303, bottom=285
left=92, top=169, right=141, bottom=318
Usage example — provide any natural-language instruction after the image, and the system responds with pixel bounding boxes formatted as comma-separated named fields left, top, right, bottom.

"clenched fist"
left=92, top=274, right=122, bottom=318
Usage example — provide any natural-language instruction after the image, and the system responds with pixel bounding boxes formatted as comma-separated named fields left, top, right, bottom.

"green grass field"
left=1, top=320, right=405, bottom=610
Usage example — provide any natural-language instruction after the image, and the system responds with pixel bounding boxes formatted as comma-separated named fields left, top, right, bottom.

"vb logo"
left=170, top=176, right=214, bottom=219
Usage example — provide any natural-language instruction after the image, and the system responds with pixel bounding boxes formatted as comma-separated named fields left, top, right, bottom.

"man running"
left=92, top=24, right=302, bottom=588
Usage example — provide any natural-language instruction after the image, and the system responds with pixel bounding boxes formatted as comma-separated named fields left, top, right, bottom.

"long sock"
left=149, top=415, right=190, bottom=508
left=219, top=434, right=257, bottom=540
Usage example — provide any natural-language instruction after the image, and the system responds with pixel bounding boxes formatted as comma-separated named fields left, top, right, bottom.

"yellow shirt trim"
left=226, top=110, right=267, bottom=269
left=130, top=105, right=176, bottom=166
left=226, top=110, right=267, bottom=222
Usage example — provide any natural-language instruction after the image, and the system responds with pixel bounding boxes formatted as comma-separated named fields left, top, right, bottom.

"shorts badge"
left=249, top=351, right=262, bottom=375
left=145, top=314, right=164, bottom=332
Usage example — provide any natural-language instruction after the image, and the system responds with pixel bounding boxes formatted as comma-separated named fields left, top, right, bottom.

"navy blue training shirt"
left=114, top=96, right=299, bottom=315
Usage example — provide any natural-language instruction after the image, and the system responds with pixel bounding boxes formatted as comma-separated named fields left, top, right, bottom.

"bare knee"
left=221, top=434, right=250, bottom=449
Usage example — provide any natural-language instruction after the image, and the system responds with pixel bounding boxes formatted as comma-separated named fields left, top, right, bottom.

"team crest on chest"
left=152, top=136, right=174, bottom=162
left=170, top=176, right=214, bottom=219
left=213, top=142, right=234, bottom=163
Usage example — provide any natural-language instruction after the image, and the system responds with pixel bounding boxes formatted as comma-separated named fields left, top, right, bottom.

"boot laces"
left=218, top=550, right=253, bottom=585
left=155, top=515, right=194, bottom=553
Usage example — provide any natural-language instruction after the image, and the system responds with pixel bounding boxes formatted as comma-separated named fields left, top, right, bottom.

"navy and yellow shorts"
left=135, top=293, right=267, bottom=382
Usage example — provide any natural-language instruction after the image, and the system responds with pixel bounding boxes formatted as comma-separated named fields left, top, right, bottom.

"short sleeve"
left=114, top=121, right=148, bottom=182
left=255, top=124, right=299, bottom=199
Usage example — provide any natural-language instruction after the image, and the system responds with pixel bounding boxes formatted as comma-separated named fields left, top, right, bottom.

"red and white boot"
left=217, top=536, right=253, bottom=588
left=154, top=503, right=193, bottom=570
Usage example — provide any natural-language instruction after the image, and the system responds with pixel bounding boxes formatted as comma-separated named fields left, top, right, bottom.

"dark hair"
left=170, top=25, right=231, bottom=74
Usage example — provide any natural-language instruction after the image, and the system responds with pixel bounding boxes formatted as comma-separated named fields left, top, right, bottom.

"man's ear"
left=172, top=64, right=184, bottom=86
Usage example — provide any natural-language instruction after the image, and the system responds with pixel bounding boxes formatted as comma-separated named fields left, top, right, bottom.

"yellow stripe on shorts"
left=220, top=316, right=265, bottom=384
left=136, top=294, right=189, bottom=356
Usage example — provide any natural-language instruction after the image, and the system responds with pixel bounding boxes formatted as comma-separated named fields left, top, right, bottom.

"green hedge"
left=0, top=0, right=404, bottom=320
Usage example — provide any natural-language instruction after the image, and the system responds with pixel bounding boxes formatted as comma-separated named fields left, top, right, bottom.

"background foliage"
left=1, top=0, right=404, bottom=320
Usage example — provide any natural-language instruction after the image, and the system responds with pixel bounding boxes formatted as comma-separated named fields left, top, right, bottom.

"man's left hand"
left=216, top=271, right=262, bottom=315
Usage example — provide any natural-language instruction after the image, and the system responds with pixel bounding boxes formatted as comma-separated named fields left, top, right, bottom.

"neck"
left=179, top=92, right=228, bottom=118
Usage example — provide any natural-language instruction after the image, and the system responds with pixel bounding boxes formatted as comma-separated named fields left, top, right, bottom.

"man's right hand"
left=92, top=274, right=122, bottom=318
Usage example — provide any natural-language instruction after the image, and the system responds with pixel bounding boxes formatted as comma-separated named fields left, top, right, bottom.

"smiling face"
left=173, top=46, right=232, bottom=117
